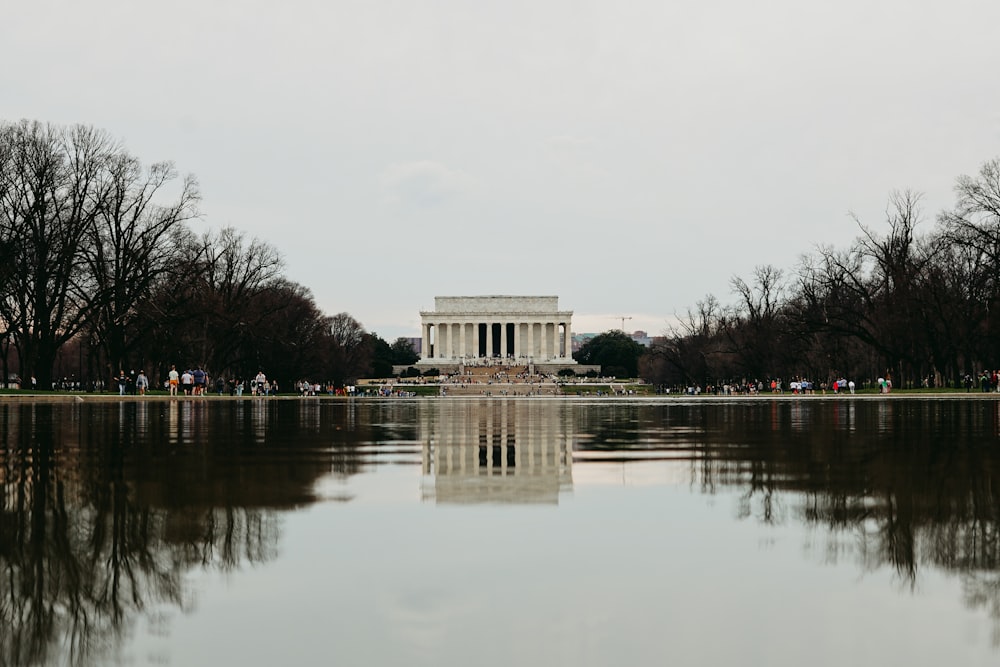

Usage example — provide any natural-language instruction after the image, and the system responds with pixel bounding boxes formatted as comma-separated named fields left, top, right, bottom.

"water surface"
left=2, top=397, right=999, bottom=666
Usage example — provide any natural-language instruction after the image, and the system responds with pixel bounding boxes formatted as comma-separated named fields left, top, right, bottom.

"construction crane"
left=614, top=316, right=632, bottom=331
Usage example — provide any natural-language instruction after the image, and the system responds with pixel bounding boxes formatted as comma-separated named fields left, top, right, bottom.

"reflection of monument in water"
left=419, top=399, right=574, bottom=504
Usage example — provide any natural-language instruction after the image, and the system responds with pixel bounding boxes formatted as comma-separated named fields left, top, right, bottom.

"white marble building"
left=416, top=296, right=577, bottom=368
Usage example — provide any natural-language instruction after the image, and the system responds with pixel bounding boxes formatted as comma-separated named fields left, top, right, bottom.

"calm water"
left=2, top=396, right=1000, bottom=666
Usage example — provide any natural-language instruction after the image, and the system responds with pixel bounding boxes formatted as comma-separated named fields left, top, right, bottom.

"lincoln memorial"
left=416, top=295, right=579, bottom=373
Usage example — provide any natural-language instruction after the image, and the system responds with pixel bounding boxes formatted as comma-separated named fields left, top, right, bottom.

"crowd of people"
left=98, top=366, right=415, bottom=398
left=106, top=366, right=280, bottom=397
left=678, top=377, right=862, bottom=396
left=963, top=371, right=1000, bottom=392
left=105, top=368, right=395, bottom=398
left=32, top=365, right=1000, bottom=398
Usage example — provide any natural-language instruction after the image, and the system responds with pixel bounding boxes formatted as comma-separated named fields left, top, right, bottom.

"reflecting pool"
left=2, top=396, right=1000, bottom=666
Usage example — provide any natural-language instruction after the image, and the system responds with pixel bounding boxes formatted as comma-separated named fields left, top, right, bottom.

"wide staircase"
left=440, top=365, right=560, bottom=396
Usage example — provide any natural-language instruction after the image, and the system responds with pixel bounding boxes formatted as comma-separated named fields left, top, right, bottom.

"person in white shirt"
left=168, top=365, right=179, bottom=395
left=181, top=370, right=194, bottom=395
left=136, top=371, right=149, bottom=396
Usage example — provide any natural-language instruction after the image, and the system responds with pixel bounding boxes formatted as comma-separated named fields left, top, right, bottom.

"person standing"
left=117, top=371, right=128, bottom=396
left=136, top=370, right=149, bottom=396
left=181, top=369, right=194, bottom=396
left=168, top=365, right=180, bottom=396
left=193, top=366, right=206, bottom=396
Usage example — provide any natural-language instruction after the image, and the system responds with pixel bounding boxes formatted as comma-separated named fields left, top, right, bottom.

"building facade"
left=416, top=296, right=576, bottom=369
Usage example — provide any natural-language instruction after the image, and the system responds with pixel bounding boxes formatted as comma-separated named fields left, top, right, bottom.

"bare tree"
left=940, top=158, right=1000, bottom=264
left=0, top=121, right=114, bottom=389
left=84, top=152, right=200, bottom=373
left=796, top=191, right=935, bottom=385
left=251, top=280, right=332, bottom=383
left=327, top=312, right=372, bottom=385
left=935, top=158, right=1000, bottom=370
left=858, top=191, right=939, bottom=383
left=725, top=265, right=787, bottom=380
left=190, top=227, right=285, bottom=374
left=645, top=295, right=726, bottom=387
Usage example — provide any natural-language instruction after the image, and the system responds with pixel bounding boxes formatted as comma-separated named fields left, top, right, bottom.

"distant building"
left=571, top=333, right=597, bottom=353
left=405, top=337, right=422, bottom=355
left=630, top=331, right=652, bottom=347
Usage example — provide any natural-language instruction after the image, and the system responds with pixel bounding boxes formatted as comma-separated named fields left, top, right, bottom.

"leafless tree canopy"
left=647, top=161, right=1000, bottom=390
left=0, top=120, right=383, bottom=389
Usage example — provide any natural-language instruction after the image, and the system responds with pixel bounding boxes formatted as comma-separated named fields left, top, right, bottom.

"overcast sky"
left=4, top=1, right=999, bottom=340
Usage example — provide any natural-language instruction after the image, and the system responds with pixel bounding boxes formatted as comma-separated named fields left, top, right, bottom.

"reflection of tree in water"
left=963, top=575, right=1000, bottom=645
left=574, top=399, right=1000, bottom=643
left=0, top=404, right=184, bottom=665
left=0, top=399, right=384, bottom=666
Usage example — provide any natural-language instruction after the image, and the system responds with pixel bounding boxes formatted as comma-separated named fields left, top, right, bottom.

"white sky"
left=4, top=1, right=999, bottom=340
